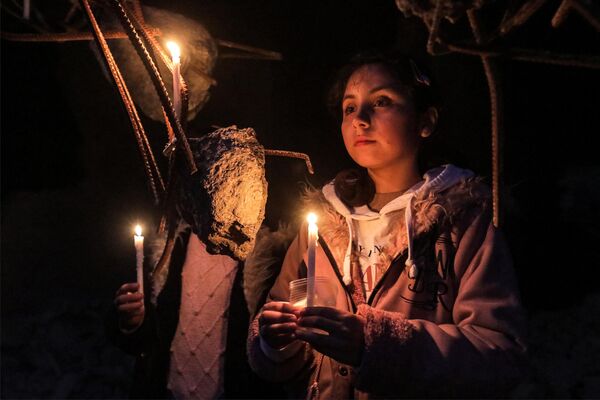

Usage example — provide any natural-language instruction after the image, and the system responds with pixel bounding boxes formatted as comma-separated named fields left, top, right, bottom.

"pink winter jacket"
left=247, top=178, right=527, bottom=398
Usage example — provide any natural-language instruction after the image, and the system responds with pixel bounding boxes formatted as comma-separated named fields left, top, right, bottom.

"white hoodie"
left=322, top=164, right=474, bottom=299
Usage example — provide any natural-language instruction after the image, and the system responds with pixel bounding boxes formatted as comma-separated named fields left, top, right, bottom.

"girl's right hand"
left=114, top=282, right=145, bottom=332
left=258, top=301, right=300, bottom=349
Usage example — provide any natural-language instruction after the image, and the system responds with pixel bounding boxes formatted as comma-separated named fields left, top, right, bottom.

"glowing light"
left=166, top=41, right=181, bottom=62
left=307, top=213, right=317, bottom=225
left=134, top=224, right=144, bottom=294
left=166, top=41, right=182, bottom=119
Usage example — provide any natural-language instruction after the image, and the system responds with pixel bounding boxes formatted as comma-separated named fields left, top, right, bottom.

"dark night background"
left=2, top=1, right=600, bottom=398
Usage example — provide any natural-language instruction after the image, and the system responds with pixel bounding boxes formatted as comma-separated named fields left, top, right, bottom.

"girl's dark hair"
left=330, top=50, right=442, bottom=207
left=327, top=50, right=441, bottom=118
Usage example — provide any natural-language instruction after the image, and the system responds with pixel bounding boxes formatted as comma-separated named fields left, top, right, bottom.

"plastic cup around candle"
left=289, top=276, right=338, bottom=335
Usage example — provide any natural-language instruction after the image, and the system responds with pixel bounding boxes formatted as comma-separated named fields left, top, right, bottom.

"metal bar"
left=427, top=0, right=443, bottom=55
left=263, top=149, right=314, bottom=174
left=468, top=9, right=504, bottom=228
left=79, top=0, right=165, bottom=203
left=441, top=43, right=600, bottom=69
left=215, top=39, right=282, bottom=61
left=1, top=28, right=162, bottom=42
left=120, top=7, right=193, bottom=135
left=108, top=0, right=197, bottom=174
left=499, top=0, right=548, bottom=35
left=570, top=0, right=600, bottom=31
left=551, top=0, right=572, bottom=28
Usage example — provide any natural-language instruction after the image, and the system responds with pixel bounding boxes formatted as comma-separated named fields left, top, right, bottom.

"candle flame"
left=307, top=213, right=317, bottom=225
left=166, top=41, right=181, bottom=61
left=135, top=225, right=142, bottom=236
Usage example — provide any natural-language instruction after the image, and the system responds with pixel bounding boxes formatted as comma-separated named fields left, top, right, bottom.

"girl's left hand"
left=295, top=306, right=366, bottom=366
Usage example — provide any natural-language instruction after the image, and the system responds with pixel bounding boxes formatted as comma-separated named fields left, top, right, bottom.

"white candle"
left=23, top=0, right=30, bottom=20
left=166, top=41, right=181, bottom=121
left=306, top=213, right=318, bottom=307
left=134, top=225, right=144, bottom=294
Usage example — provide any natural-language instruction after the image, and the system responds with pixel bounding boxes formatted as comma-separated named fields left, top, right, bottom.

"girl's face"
left=340, top=63, right=421, bottom=173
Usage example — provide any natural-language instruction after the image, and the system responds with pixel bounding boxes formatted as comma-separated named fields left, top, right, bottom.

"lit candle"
left=23, top=0, right=30, bottom=19
left=306, top=213, right=318, bottom=307
left=166, top=41, right=181, bottom=121
left=134, top=225, right=144, bottom=294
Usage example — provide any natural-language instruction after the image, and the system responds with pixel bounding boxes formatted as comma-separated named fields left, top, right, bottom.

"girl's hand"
left=258, top=301, right=300, bottom=349
left=296, top=307, right=366, bottom=366
left=114, top=282, right=144, bottom=331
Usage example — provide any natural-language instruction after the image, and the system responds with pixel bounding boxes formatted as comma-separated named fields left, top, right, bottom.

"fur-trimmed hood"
left=302, top=165, right=489, bottom=285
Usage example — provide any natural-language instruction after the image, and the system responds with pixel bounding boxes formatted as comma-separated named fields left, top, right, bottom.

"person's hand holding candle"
left=258, top=302, right=302, bottom=349
left=295, top=306, right=366, bottom=366
left=114, top=282, right=145, bottom=332
left=113, top=224, right=146, bottom=333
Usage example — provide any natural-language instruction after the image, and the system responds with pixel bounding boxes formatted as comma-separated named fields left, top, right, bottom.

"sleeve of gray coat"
left=354, top=209, right=528, bottom=397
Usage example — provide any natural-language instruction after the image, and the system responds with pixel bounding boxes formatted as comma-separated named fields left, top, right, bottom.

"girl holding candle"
left=248, top=51, right=527, bottom=398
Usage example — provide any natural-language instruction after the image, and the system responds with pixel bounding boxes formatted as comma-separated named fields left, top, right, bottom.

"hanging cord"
left=107, top=0, right=197, bottom=174
left=79, top=0, right=164, bottom=204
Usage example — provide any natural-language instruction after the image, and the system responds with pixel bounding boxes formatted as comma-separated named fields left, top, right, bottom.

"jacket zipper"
left=367, top=250, right=408, bottom=305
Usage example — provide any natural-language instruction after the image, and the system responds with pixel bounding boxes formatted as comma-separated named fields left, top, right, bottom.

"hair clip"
left=409, top=59, right=431, bottom=87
